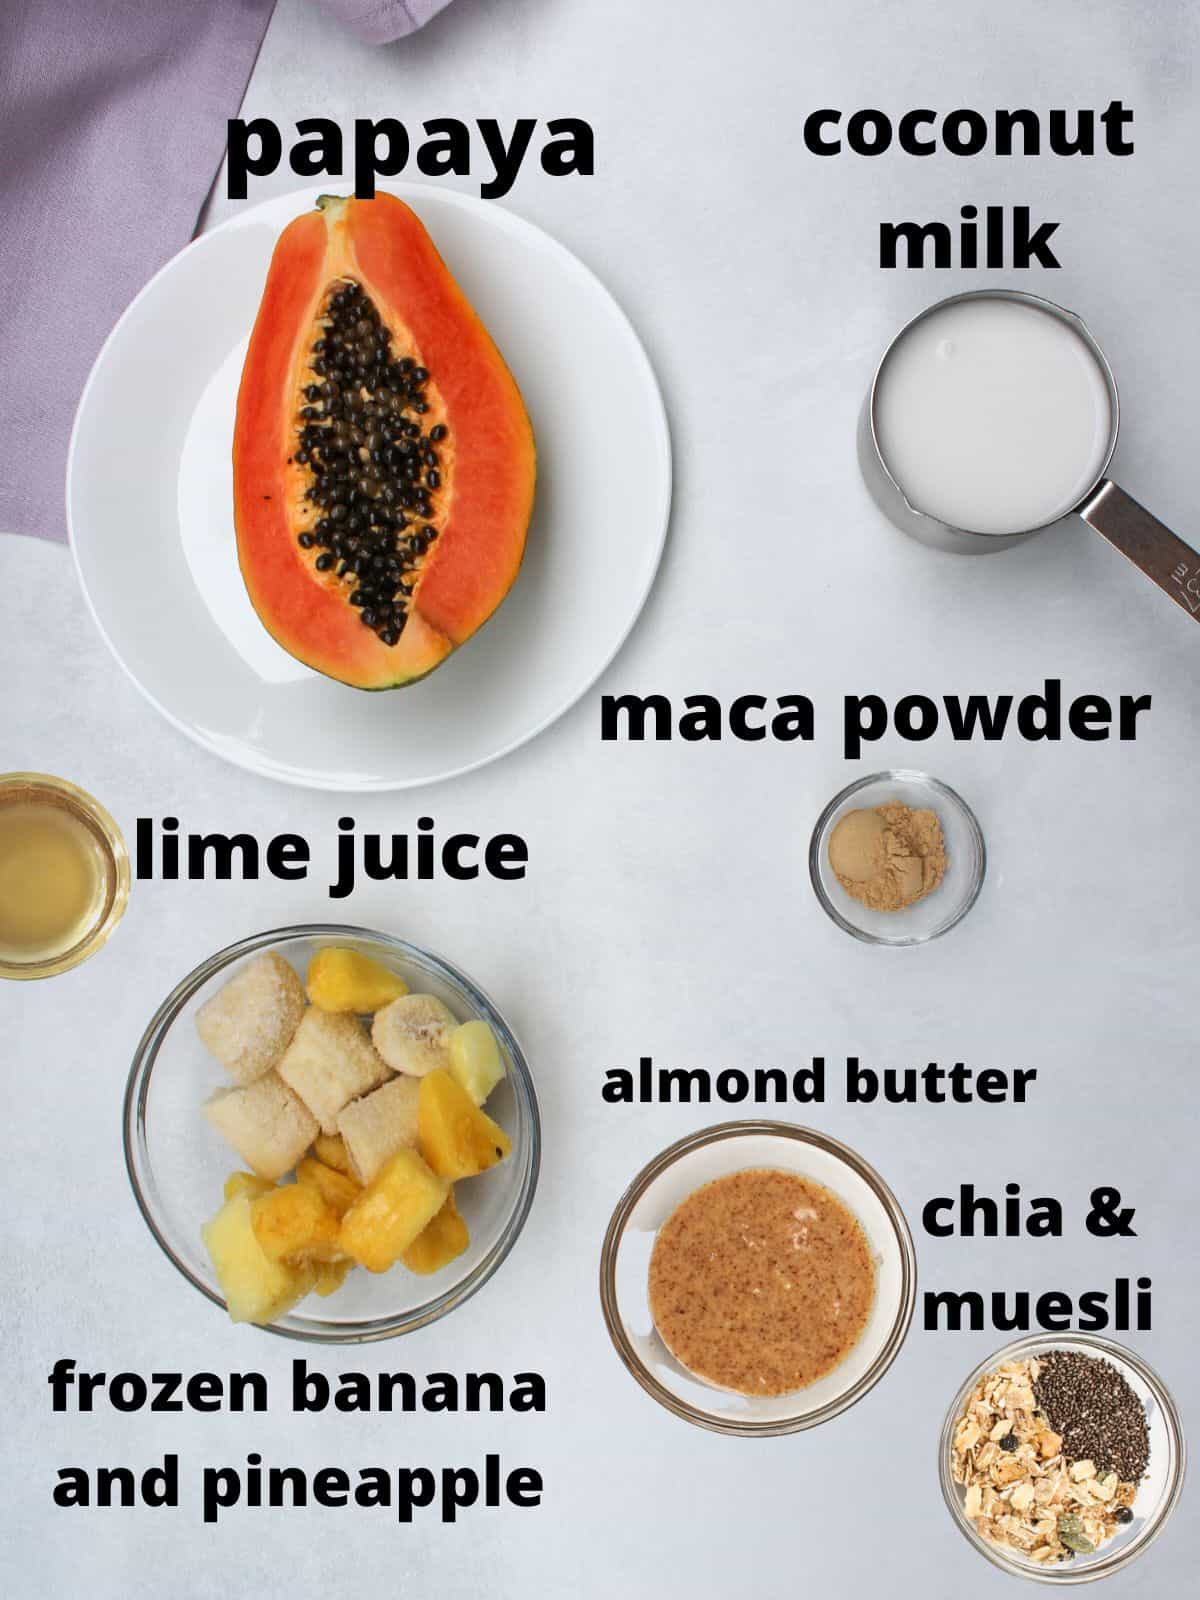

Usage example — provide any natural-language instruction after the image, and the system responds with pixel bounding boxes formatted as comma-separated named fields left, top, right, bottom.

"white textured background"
left=3, top=0, right=1198, bottom=1595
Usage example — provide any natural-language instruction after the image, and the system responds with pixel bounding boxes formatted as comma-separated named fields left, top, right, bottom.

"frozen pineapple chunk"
left=336, top=1074, right=421, bottom=1184
left=251, top=1183, right=343, bottom=1265
left=371, top=993, right=457, bottom=1077
left=448, top=1019, right=506, bottom=1105
left=196, top=951, right=305, bottom=1086
left=295, top=1155, right=362, bottom=1219
left=277, top=1009, right=392, bottom=1135
left=223, top=1171, right=275, bottom=1202
left=418, top=1069, right=511, bottom=1180
left=204, top=1073, right=318, bottom=1181
left=312, top=1132, right=353, bottom=1175
left=314, top=1259, right=353, bottom=1298
left=202, top=1194, right=315, bottom=1325
left=339, top=1148, right=449, bottom=1273
left=307, top=946, right=408, bottom=1013
left=402, top=1192, right=470, bottom=1275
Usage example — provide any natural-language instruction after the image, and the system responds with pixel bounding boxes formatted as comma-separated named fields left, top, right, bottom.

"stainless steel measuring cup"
left=859, top=289, right=1200, bottom=622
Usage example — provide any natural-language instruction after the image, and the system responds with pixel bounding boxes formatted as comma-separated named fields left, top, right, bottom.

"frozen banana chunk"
left=276, top=1009, right=392, bottom=1135
left=371, top=993, right=457, bottom=1077
left=204, top=1073, right=318, bottom=1181
left=195, top=951, right=305, bottom=1086
left=336, top=1075, right=421, bottom=1184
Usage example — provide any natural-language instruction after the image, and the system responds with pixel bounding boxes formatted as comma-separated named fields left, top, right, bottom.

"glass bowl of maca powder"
left=809, top=770, right=984, bottom=946
left=939, top=1334, right=1185, bottom=1583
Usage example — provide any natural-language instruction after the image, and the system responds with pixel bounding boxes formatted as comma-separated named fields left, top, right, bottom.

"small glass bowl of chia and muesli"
left=939, top=1334, right=1185, bottom=1583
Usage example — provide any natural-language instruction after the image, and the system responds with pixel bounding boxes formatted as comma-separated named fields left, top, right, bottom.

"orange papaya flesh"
left=233, top=193, right=535, bottom=690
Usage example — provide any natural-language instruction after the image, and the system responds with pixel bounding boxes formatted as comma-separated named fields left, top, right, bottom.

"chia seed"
left=1034, top=1351, right=1149, bottom=1483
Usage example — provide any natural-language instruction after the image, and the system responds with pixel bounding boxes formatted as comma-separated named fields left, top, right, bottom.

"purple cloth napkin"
left=0, top=0, right=452, bottom=545
left=322, top=0, right=453, bottom=45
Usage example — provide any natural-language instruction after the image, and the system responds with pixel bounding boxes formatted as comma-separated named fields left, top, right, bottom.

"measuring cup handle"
left=1078, top=480, right=1200, bottom=623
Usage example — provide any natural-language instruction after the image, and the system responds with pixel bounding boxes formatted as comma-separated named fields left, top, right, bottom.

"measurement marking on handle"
left=1169, top=561, right=1200, bottom=614
left=1080, top=479, right=1200, bottom=625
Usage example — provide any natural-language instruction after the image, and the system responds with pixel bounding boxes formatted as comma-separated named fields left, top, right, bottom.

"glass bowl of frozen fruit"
left=124, top=926, right=539, bottom=1341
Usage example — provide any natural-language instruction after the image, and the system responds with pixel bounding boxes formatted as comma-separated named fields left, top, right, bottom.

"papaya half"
left=233, top=193, right=535, bottom=689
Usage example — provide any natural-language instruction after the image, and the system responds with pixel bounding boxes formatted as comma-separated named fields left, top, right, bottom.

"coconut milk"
left=873, top=296, right=1113, bottom=536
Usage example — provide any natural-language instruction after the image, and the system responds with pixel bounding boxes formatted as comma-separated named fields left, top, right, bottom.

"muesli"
left=951, top=1355, right=1145, bottom=1564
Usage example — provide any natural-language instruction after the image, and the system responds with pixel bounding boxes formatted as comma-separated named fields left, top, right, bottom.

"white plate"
left=67, top=185, right=671, bottom=790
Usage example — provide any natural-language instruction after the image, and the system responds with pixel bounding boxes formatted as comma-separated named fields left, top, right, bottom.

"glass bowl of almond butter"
left=124, top=925, right=539, bottom=1341
left=939, top=1334, right=1185, bottom=1583
left=600, top=1120, right=917, bottom=1435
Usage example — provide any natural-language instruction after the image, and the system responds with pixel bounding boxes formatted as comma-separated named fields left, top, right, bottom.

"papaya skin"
left=233, top=193, right=536, bottom=690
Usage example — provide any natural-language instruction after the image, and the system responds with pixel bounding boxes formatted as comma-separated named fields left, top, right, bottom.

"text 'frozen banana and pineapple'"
left=197, top=946, right=511, bottom=1324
